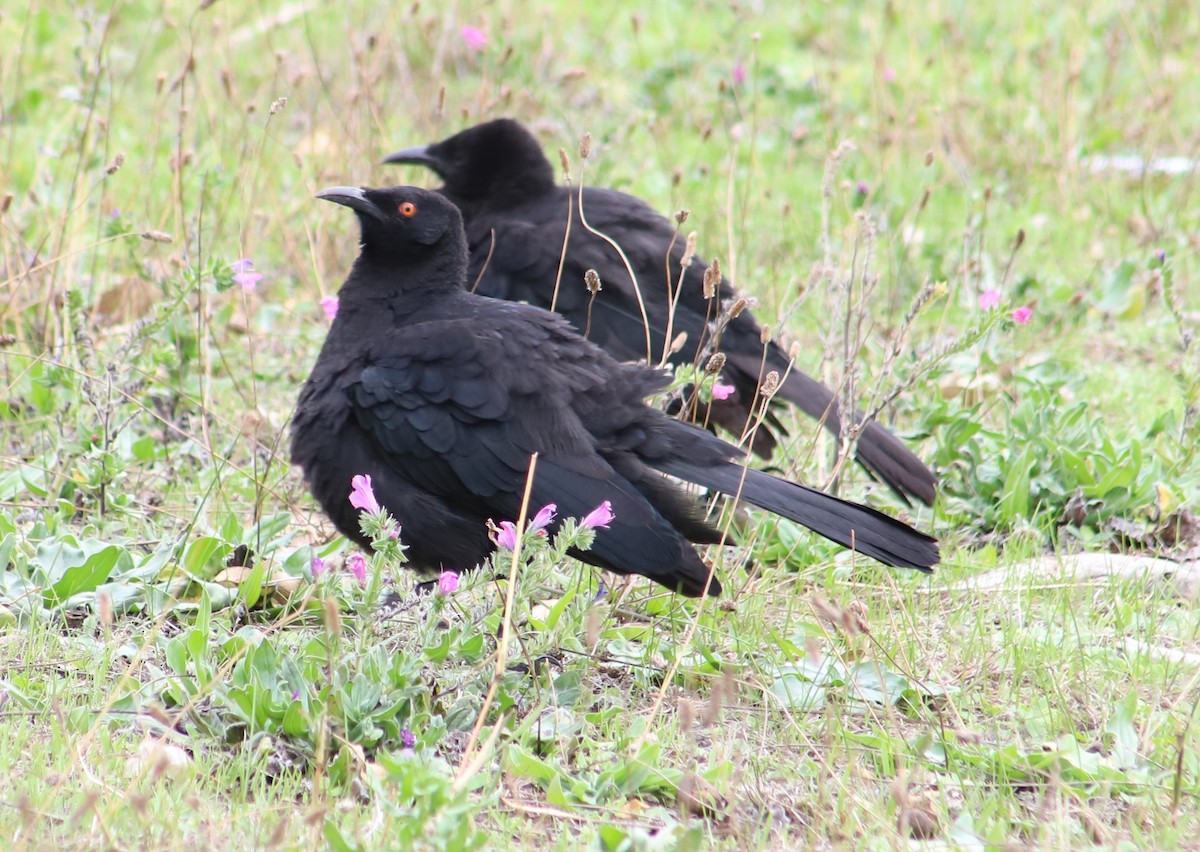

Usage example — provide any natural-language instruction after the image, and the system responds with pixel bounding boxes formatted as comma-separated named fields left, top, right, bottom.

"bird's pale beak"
left=382, top=145, right=439, bottom=168
left=315, top=186, right=387, bottom=221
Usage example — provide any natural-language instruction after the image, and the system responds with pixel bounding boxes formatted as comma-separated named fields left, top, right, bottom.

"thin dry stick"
left=470, top=228, right=497, bottom=294
left=637, top=383, right=778, bottom=743
left=549, top=192, right=574, bottom=313
left=658, top=221, right=686, bottom=367
left=455, top=453, right=540, bottom=781
left=574, top=140, right=654, bottom=363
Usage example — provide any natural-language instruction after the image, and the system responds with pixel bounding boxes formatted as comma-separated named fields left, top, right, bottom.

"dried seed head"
left=105, top=154, right=125, bottom=175
left=702, top=680, right=722, bottom=726
left=924, top=150, right=934, bottom=166
left=558, top=147, right=571, bottom=181
left=585, top=606, right=602, bottom=648
left=705, top=352, right=726, bottom=374
left=844, top=599, right=869, bottom=636
left=584, top=268, right=601, bottom=293
left=1014, top=228, right=1026, bottom=250
left=951, top=727, right=983, bottom=745
left=919, top=186, right=931, bottom=211
left=728, top=296, right=747, bottom=317
left=678, top=697, right=693, bottom=734
left=702, top=258, right=721, bottom=298
left=680, top=231, right=698, bottom=268
left=810, top=593, right=839, bottom=624
left=578, top=131, right=592, bottom=160
left=270, top=97, right=287, bottom=115
left=759, top=324, right=770, bottom=344
left=140, top=230, right=173, bottom=243
left=147, top=704, right=173, bottom=728
left=761, top=370, right=780, bottom=399
left=436, top=85, right=445, bottom=116
left=669, top=331, right=688, bottom=354
left=675, top=208, right=689, bottom=224
left=1, top=193, right=13, bottom=214
left=984, top=186, right=993, bottom=202
left=900, top=805, right=940, bottom=840
left=322, top=596, right=342, bottom=637
left=97, top=590, right=113, bottom=629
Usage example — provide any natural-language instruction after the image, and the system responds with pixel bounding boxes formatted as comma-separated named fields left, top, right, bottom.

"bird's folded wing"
left=344, top=324, right=706, bottom=580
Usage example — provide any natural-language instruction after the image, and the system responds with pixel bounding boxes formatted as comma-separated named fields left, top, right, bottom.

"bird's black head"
left=382, top=118, right=556, bottom=207
left=316, top=184, right=465, bottom=261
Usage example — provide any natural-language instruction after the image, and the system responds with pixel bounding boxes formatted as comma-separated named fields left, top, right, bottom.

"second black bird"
left=292, top=185, right=939, bottom=597
left=384, top=119, right=938, bottom=505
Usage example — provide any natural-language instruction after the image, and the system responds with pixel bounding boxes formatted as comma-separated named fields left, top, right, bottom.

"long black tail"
left=758, top=357, right=938, bottom=507
left=658, top=458, right=939, bottom=572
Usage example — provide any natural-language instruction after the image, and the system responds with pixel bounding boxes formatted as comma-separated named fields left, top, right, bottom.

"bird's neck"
left=444, top=171, right=555, bottom=214
left=342, top=246, right=468, bottom=305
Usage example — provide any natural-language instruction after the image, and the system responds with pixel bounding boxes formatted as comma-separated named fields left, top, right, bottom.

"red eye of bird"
left=398, top=201, right=417, bottom=217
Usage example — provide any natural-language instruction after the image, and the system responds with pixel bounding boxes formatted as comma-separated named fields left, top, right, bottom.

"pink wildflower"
left=711, top=382, right=735, bottom=401
left=437, top=571, right=459, bottom=595
left=461, top=25, right=486, bottom=51
left=1010, top=306, right=1033, bottom=325
left=320, top=296, right=339, bottom=321
left=346, top=552, right=367, bottom=585
left=311, top=556, right=326, bottom=578
left=732, top=63, right=746, bottom=85
left=581, top=500, right=614, bottom=530
left=530, top=503, right=557, bottom=532
left=231, top=258, right=263, bottom=292
left=978, top=289, right=1001, bottom=310
left=495, top=521, right=519, bottom=550
left=349, top=474, right=381, bottom=515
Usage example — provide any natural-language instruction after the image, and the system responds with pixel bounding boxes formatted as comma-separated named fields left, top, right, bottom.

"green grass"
left=2, top=0, right=1199, bottom=848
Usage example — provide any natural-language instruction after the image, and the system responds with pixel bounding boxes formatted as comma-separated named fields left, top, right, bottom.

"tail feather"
left=762, top=360, right=938, bottom=507
left=658, top=459, right=939, bottom=572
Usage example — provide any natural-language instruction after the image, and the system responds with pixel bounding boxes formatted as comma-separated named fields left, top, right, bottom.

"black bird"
left=384, top=119, right=938, bottom=506
left=292, top=185, right=938, bottom=597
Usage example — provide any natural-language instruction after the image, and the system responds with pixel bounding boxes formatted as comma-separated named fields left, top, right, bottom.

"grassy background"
left=2, top=0, right=1199, bottom=848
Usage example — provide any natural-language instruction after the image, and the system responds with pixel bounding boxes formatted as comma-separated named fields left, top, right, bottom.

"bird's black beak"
left=315, top=186, right=387, bottom=221
left=382, top=145, right=441, bottom=170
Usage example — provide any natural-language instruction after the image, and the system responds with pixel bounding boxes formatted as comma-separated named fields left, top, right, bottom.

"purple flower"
left=1010, top=306, right=1033, bottom=325
left=387, top=522, right=401, bottom=540
left=593, top=578, right=608, bottom=603
left=855, top=181, right=869, bottom=196
left=530, top=503, right=557, bottom=532
left=978, top=289, right=1001, bottom=310
left=581, top=500, right=614, bottom=530
left=1154, top=249, right=1167, bottom=263
left=732, top=63, right=746, bottom=85
left=311, top=556, right=326, bottom=578
left=320, top=296, right=339, bottom=321
left=712, top=382, right=735, bottom=401
left=437, top=571, right=459, bottom=595
left=495, top=520, right=519, bottom=551
left=347, top=552, right=367, bottom=585
left=349, top=474, right=381, bottom=515
left=461, top=25, right=486, bottom=51
left=231, top=258, right=263, bottom=292
left=401, top=727, right=416, bottom=749
left=291, top=689, right=300, bottom=701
